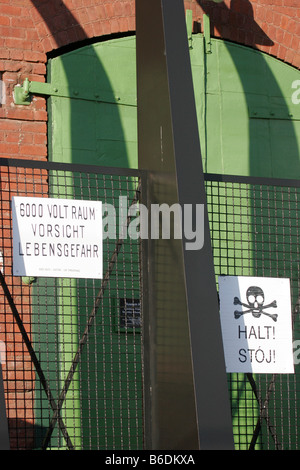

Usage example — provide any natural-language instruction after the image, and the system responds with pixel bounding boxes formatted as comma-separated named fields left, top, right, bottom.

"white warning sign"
left=219, top=276, right=294, bottom=374
left=12, top=196, right=103, bottom=279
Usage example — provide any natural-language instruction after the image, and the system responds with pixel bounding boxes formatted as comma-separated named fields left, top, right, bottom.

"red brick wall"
left=0, top=0, right=299, bottom=449
left=0, top=0, right=299, bottom=166
left=186, top=0, right=300, bottom=69
left=0, top=0, right=299, bottom=163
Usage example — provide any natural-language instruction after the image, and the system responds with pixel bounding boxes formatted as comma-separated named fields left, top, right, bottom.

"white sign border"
left=219, top=275, right=294, bottom=374
left=12, top=196, right=103, bottom=279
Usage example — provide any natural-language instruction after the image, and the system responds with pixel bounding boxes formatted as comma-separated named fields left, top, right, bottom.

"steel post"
left=136, top=0, right=234, bottom=450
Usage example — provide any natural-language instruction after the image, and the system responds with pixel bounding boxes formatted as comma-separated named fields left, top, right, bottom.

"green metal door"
left=33, top=36, right=141, bottom=450
left=47, top=37, right=137, bottom=168
left=189, top=33, right=300, bottom=449
left=34, top=30, right=300, bottom=449
left=189, top=34, right=300, bottom=178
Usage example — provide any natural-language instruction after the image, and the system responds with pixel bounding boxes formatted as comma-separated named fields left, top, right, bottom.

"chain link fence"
left=206, top=173, right=300, bottom=450
left=0, top=158, right=300, bottom=450
left=0, top=158, right=145, bottom=450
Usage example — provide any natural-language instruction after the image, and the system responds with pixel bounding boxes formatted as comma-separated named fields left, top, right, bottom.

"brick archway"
left=28, top=0, right=136, bottom=54
left=185, top=0, right=300, bottom=69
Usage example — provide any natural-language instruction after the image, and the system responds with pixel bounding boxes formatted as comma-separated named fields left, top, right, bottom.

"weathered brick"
left=0, top=4, right=22, bottom=16
left=0, top=15, right=9, bottom=26
left=0, top=0, right=298, bottom=452
left=0, top=142, right=19, bottom=155
left=23, top=50, right=47, bottom=64
left=21, top=121, right=46, bottom=133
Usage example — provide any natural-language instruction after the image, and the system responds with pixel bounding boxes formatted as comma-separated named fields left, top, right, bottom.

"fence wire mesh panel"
left=205, top=173, right=300, bottom=450
left=0, top=158, right=144, bottom=450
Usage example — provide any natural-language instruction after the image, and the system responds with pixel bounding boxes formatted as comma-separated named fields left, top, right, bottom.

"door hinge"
left=14, top=78, right=59, bottom=105
left=186, top=9, right=193, bottom=49
left=203, top=14, right=212, bottom=54
left=13, top=77, right=137, bottom=106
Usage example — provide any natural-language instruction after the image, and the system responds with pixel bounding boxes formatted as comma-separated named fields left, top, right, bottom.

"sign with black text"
left=12, top=196, right=103, bottom=279
left=219, top=276, right=294, bottom=374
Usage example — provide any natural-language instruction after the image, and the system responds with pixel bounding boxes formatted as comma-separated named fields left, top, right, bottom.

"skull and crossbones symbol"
left=234, top=286, right=278, bottom=322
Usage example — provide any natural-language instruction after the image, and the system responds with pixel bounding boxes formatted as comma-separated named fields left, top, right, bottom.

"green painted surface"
left=190, top=38, right=300, bottom=178
left=33, top=33, right=300, bottom=449
left=34, top=37, right=141, bottom=450
left=48, top=34, right=300, bottom=178
left=48, top=36, right=137, bottom=169
left=190, top=36, right=300, bottom=450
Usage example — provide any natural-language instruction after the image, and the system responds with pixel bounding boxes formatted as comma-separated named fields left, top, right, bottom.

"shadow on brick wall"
left=8, top=0, right=132, bottom=451
left=197, top=0, right=273, bottom=47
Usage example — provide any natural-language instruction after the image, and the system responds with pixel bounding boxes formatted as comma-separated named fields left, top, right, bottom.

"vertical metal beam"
left=136, top=0, right=234, bottom=449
